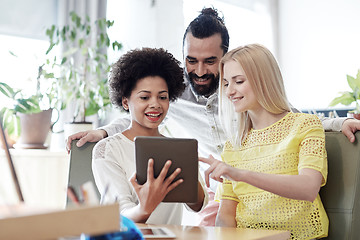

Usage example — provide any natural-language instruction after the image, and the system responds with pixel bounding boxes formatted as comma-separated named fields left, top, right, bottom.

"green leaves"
left=61, top=57, right=67, bottom=65
left=14, top=97, right=42, bottom=114
left=70, top=11, right=82, bottom=27
left=329, top=91, right=355, bottom=106
left=45, top=25, right=56, bottom=41
left=8, top=51, right=17, bottom=57
left=45, top=43, right=56, bottom=55
left=45, top=25, right=57, bottom=54
left=0, top=82, right=42, bottom=114
left=40, top=11, right=123, bottom=122
left=0, top=82, right=15, bottom=98
left=112, top=41, right=122, bottom=51
left=1, top=108, right=20, bottom=137
left=106, top=20, right=114, bottom=28
left=0, top=82, right=43, bottom=137
left=347, top=73, right=360, bottom=92
left=330, top=69, right=360, bottom=113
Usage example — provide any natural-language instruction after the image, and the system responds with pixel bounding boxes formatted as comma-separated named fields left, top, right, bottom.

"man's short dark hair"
left=183, top=7, right=230, bottom=54
left=109, top=48, right=185, bottom=109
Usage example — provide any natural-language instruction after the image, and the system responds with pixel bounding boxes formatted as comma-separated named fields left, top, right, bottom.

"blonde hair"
left=218, top=44, right=291, bottom=147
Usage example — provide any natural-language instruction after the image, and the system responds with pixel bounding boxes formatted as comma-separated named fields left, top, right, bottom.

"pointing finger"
left=199, top=156, right=214, bottom=165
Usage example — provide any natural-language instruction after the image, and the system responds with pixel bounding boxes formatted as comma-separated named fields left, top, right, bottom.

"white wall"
left=278, top=0, right=360, bottom=110
left=183, top=0, right=276, bottom=53
left=109, top=0, right=360, bottom=112
left=107, top=0, right=184, bottom=62
left=103, top=0, right=184, bottom=127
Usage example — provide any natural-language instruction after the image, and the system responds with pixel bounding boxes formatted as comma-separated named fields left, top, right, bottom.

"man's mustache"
left=188, top=73, right=215, bottom=81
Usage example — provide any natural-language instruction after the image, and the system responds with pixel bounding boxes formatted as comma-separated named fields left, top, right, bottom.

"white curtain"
left=57, top=0, right=107, bottom=27
left=51, top=0, right=108, bottom=149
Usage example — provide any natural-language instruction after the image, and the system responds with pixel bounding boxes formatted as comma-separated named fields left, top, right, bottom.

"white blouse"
left=92, top=133, right=207, bottom=225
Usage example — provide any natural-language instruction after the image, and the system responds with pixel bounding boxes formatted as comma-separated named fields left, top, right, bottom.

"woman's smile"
left=145, top=111, right=162, bottom=122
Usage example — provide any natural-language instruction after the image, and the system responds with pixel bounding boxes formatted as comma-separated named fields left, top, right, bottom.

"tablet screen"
left=138, top=227, right=176, bottom=238
left=135, top=136, right=198, bottom=203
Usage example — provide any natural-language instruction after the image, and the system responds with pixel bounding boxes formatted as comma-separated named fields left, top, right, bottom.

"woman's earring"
left=123, top=105, right=128, bottom=110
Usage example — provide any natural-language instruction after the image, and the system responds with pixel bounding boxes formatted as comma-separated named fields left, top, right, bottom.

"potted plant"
left=329, top=69, right=360, bottom=119
left=40, top=11, right=122, bottom=136
left=0, top=65, right=59, bottom=148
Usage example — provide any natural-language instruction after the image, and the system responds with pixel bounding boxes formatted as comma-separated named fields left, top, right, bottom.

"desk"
left=137, top=224, right=290, bottom=240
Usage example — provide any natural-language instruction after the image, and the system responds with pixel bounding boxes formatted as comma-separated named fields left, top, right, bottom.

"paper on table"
left=0, top=203, right=120, bottom=240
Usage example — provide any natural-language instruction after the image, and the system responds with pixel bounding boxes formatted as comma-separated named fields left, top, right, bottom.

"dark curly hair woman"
left=92, top=47, right=207, bottom=225
left=109, top=47, right=185, bottom=109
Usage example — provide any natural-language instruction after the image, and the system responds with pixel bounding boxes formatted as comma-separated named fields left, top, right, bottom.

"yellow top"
left=216, top=112, right=328, bottom=240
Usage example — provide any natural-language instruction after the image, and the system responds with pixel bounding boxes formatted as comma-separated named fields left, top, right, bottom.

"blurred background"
left=1, top=0, right=359, bottom=134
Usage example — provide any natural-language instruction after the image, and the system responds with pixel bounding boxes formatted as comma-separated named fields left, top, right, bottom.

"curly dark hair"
left=109, top=48, right=185, bottom=110
left=183, top=7, right=230, bottom=54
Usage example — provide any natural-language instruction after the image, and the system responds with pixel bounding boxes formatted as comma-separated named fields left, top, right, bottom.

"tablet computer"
left=135, top=136, right=198, bottom=203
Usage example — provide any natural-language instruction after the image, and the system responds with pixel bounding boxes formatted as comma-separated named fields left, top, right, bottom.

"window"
left=0, top=0, right=56, bottom=101
left=0, top=35, right=48, bottom=94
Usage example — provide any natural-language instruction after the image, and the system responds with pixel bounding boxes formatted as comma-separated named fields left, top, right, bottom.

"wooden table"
left=137, top=223, right=291, bottom=240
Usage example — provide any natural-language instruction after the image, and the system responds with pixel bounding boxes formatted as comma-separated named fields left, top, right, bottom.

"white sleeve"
left=92, top=140, right=138, bottom=212
left=98, top=116, right=131, bottom=137
left=321, top=117, right=347, bottom=132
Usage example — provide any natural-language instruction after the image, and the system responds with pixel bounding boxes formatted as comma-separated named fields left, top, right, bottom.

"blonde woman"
left=200, top=44, right=328, bottom=239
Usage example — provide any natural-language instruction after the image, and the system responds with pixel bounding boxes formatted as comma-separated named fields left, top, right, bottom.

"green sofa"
left=320, top=131, right=360, bottom=239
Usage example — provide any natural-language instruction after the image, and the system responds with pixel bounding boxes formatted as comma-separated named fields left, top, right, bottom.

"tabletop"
left=137, top=223, right=290, bottom=240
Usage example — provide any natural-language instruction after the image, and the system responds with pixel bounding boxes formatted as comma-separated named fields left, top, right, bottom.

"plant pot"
left=63, top=122, right=94, bottom=140
left=14, top=109, right=53, bottom=149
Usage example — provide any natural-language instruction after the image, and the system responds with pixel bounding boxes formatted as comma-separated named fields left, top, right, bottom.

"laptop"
left=135, top=136, right=198, bottom=203
left=68, top=140, right=100, bottom=203
left=0, top=116, right=24, bottom=203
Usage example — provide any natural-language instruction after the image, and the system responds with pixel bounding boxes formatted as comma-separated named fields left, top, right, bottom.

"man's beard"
left=185, top=71, right=219, bottom=97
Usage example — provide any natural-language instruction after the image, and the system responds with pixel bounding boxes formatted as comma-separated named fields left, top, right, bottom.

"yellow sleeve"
left=214, top=179, right=239, bottom=203
left=297, top=114, right=328, bottom=186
